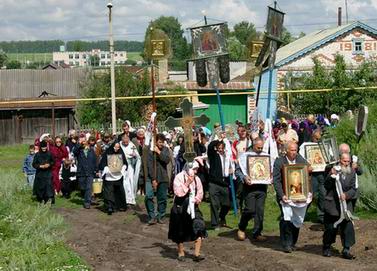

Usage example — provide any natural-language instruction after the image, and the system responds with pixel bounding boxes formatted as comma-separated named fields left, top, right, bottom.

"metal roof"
left=275, top=21, right=377, bottom=67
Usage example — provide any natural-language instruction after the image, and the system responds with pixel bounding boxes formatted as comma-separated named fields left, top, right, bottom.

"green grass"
left=0, top=145, right=90, bottom=270
left=7, top=53, right=52, bottom=63
left=127, top=52, right=142, bottom=62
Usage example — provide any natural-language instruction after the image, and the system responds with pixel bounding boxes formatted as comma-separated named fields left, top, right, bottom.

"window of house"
left=69, top=54, right=73, bottom=59
left=352, top=39, right=364, bottom=55
left=120, top=53, right=123, bottom=57
left=101, top=54, right=106, bottom=59
left=107, top=54, right=110, bottom=58
left=82, top=54, right=87, bottom=59
left=75, top=54, right=79, bottom=59
left=101, top=61, right=106, bottom=66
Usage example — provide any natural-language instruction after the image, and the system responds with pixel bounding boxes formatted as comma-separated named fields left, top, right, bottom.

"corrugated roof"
left=275, top=21, right=377, bottom=67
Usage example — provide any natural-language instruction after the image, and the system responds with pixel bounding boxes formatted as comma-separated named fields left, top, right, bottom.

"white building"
left=53, top=49, right=128, bottom=67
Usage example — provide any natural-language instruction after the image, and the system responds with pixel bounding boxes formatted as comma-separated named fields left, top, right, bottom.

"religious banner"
left=355, top=105, right=368, bottom=137
left=165, top=98, right=210, bottom=163
left=190, top=23, right=228, bottom=60
left=144, top=28, right=172, bottom=61
left=266, top=7, right=285, bottom=41
left=319, top=137, right=339, bottom=164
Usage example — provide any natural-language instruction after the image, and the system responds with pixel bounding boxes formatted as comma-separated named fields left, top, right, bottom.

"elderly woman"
left=168, top=161, right=207, bottom=262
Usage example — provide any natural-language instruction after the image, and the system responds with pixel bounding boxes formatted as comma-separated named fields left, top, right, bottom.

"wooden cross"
left=165, top=98, right=210, bottom=163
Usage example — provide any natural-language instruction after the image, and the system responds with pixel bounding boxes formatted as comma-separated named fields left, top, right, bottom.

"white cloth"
left=280, top=193, right=312, bottom=228
left=145, top=112, right=157, bottom=151
left=121, top=142, right=141, bottom=205
left=101, top=165, right=127, bottom=181
left=187, top=190, right=196, bottom=219
left=263, top=119, right=279, bottom=169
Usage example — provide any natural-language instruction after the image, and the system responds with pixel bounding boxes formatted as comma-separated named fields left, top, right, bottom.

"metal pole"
left=51, top=102, right=55, bottom=137
left=108, top=2, right=117, bottom=135
left=266, top=41, right=277, bottom=119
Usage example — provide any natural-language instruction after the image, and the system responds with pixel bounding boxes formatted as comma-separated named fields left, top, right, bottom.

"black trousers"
left=323, top=214, right=355, bottom=249
left=278, top=204, right=300, bottom=248
left=311, top=173, right=326, bottom=222
left=209, top=182, right=230, bottom=227
left=103, top=178, right=127, bottom=210
left=238, top=185, right=267, bottom=237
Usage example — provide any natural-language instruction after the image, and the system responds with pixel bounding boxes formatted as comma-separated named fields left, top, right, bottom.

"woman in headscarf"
left=49, top=136, right=68, bottom=195
left=32, top=140, right=55, bottom=204
left=168, top=161, right=207, bottom=262
left=99, top=142, right=128, bottom=215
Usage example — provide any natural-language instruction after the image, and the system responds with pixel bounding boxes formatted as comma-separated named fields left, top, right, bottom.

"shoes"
left=107, top=208, right=113, bottom=215
left=148, top=219, right=157, bottom=225
left=342, top=248, right=355, bottom=260
left=193, top=255, right=205, bottom=262
left=237, top=230, right=246, bottom=241
left=323, top=248, right=331, bottom=257
left=84, top=204, right=90, bottom=209
left=253, top=235, right=267, bottom=242
left=214, top=226, right=221, bottom=231
left=177, top=255, right=185, bottom=262
left=283, top=246, right=292, bottom=253
left=157, top=218, right=165, bottom=224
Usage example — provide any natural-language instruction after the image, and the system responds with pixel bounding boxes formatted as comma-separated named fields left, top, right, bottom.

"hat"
left=330, top=114, right=339, bottom=120
left=40, top=141, right=48, bottom=148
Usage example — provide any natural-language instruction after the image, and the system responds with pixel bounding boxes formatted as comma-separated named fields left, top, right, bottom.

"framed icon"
left=246, top=154, right=271, bottom=185
left=283, top=164, right=310, bottom=202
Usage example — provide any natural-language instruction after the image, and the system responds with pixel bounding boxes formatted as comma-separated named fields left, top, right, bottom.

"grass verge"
left=0, top=169, right=90, bottom=270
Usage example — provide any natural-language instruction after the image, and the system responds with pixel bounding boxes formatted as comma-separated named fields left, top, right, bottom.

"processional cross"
left=165, top=98, right=210, bottom=163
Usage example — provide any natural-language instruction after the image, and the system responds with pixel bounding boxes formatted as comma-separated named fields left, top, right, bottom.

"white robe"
left=121, top=142, right=141, bottom=205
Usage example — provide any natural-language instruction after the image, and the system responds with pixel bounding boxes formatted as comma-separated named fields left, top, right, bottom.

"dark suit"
left=323, top=169, right=356, bottom=250
left=273, top=154, right=308, bottom=249
left=207, top=140, right=230, bottom=227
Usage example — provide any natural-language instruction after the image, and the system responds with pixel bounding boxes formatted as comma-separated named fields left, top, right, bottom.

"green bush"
left=330, top=101, right=377, bottom=212
left=0, top=170, right=89, bottom=270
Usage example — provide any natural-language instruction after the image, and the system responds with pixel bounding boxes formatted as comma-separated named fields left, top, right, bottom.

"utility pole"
left=345, top=0, right=349, bottom=23
left=107, top=2, right=117, bottom=135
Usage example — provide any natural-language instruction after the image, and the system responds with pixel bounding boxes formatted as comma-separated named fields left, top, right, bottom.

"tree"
left=89, top=55, right=100, bottom=66
left=227, top=37, right=246, bottom=61
left=289, top=55, right=377, bottom=115
left=6, top=60, right=21, bottom=69
left=77, top=68, right=186, bottom=126
left=0, top=51, right=7, bottom=68
left=281, top=27, right=294, bottom=45
left=232, top=21, right=257, bottom=45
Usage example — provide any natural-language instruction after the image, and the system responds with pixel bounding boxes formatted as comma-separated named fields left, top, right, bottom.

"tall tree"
left=232, top=21, right=257, bottom=45
left=227, top=37, right=247, bottom=61
left=0, top=51, right=7, bottom=68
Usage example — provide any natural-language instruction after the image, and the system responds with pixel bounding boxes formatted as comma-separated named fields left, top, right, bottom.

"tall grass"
left=0, top=169, right=90, bottom=270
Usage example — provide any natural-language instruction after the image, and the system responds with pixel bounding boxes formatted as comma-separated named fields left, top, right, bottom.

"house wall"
left=196, top=95, right=247, bottom=129
left=0, top=109, right=72, bottom=145
left=277, top=29, right=377, bottom=90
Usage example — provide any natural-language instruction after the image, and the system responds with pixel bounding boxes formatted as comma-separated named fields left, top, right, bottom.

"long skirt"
left=103, top=178, right=127, bottom=210
left=168, top=196, right=207, bottom=244
left=33, top=174, right=54, bottom=202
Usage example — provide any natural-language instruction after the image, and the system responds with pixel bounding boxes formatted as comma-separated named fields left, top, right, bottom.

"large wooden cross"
left=165, top=98, right=210, bottom=163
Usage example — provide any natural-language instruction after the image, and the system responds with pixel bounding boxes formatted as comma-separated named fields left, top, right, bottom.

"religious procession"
left=2, top=1, right=377, bottom=270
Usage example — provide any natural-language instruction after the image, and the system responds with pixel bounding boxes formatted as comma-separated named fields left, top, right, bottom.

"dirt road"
left=57, top=206, right=377, bottom=271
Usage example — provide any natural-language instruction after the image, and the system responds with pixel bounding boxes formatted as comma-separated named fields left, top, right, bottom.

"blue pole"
left=215, top=87, right=238, bottom=216
left=266, top=68, right=274, bottom=120
left=215, top=88, right=225, bottom=130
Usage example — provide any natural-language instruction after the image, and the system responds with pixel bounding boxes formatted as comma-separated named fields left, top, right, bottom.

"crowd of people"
left=22, top=112, right=362, bottom=261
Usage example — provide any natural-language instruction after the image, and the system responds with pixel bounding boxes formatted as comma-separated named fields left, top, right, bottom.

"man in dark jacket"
left=273, top=141, right=310, bottom=253
left=73, top=136, right=98, bottom=209
left=322, top=153, right=357, bottom=259
left=207, top=139, right=231, bottom=229
left=145, top=133, right=171, bottom=225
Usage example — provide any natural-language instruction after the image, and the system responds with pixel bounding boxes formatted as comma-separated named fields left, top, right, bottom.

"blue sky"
left=0, top=0, right=376, bottom=41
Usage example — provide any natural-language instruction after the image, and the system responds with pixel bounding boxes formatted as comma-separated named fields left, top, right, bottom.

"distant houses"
left=257, top=21, right=377, bottom=119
